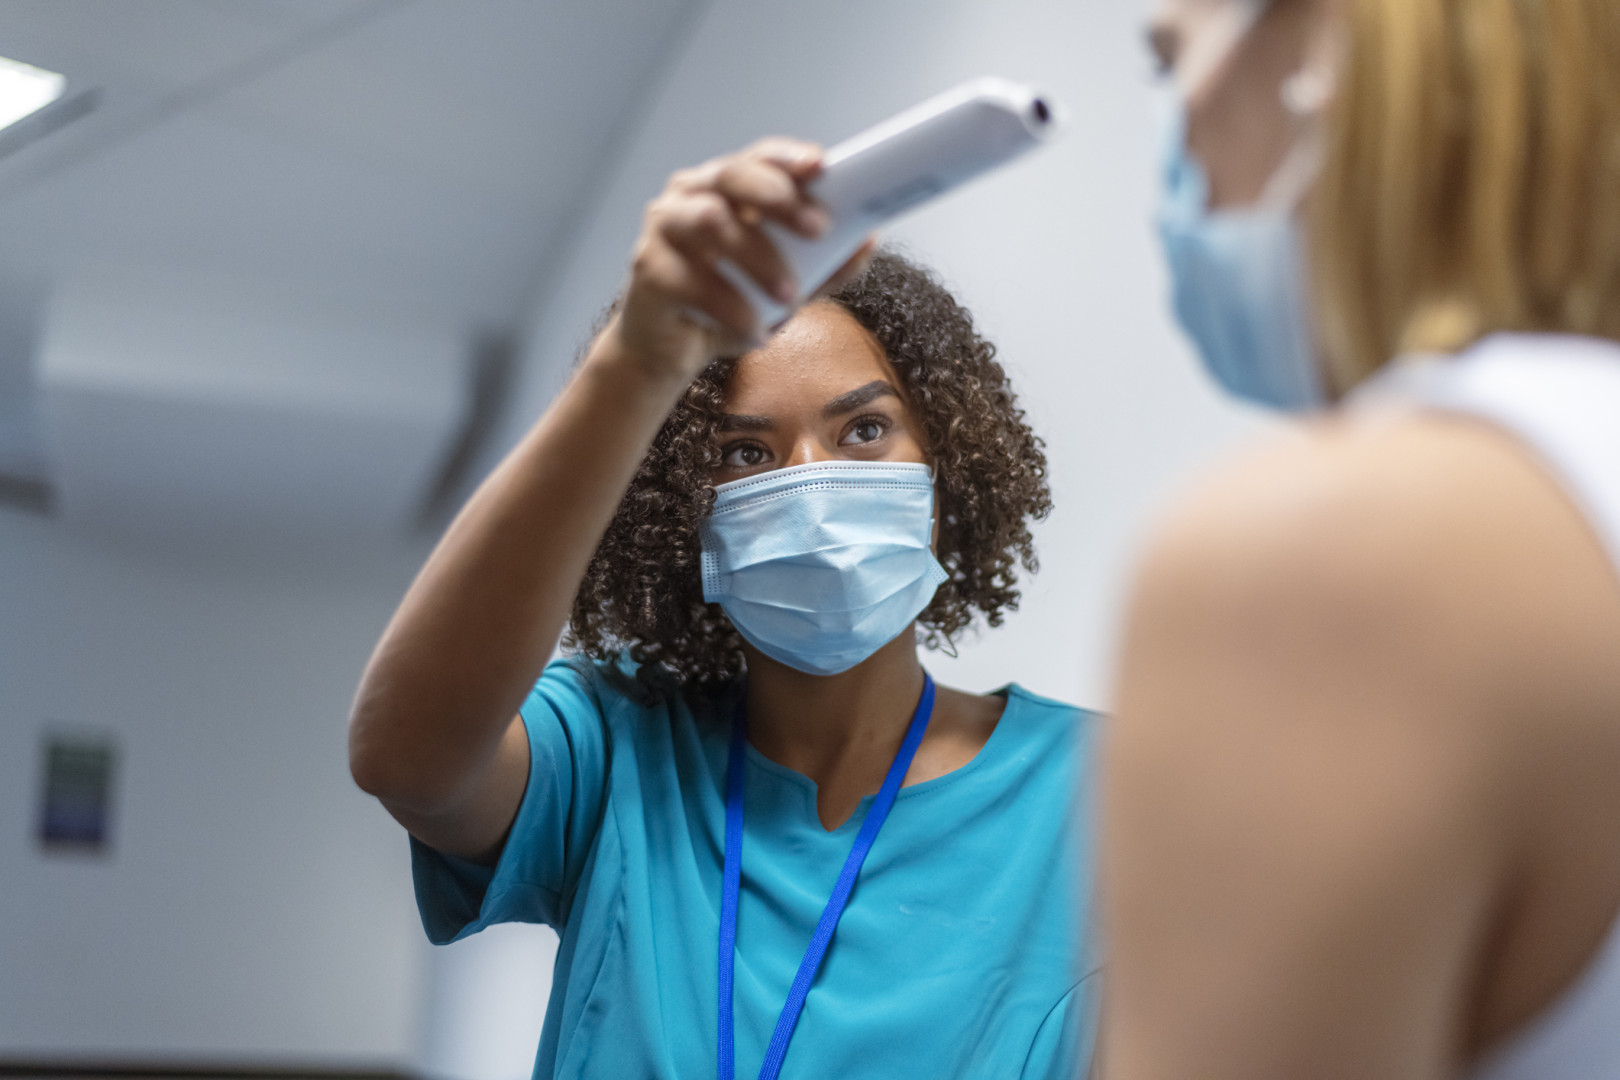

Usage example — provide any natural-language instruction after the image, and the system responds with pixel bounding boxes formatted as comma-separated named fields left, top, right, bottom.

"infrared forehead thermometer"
left=718, top=76, right=1064, bottom=331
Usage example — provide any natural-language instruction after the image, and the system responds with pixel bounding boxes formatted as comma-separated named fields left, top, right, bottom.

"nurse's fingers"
left=671, top=137, right=823, bottom=188
left=651, top=188, right=797, bottom=304
left=619, top=137, right=831, bottom=365
left=670, top=140, right=827, bottom=238
left=630, top=236, right=760, bottom=347
left=712, top=158, right=829, bottom=239
left=744, top=136, right=825, bottom=178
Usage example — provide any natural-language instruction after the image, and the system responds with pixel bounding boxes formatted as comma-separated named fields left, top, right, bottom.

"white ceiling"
left=0, top=0, right=708, bottom=536
left=0, top=0, right=708, bottom=328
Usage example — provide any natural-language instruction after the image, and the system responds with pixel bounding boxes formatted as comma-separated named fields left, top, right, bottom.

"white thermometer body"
left=719, top=77, right=1064, bottom=330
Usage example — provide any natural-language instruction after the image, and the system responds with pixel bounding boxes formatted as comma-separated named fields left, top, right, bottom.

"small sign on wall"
left=37, top=733, right=118, bottom=854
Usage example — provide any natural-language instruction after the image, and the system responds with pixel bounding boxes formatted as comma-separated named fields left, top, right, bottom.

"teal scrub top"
left=412, top=656, right=1101, bottom=1079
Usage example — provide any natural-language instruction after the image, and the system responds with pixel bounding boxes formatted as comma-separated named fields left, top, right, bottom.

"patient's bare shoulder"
left=1114, top=409, right=1620, bottom=1054
left=1132, top=410, right=1620, bottom=717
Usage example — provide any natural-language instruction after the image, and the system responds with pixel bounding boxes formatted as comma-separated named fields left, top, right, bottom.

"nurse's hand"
left=606, top=138, right=866, bottom=383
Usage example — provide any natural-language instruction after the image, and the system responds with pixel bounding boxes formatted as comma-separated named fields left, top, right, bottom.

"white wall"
left=416, top=925, right=558, bottom=1080
left=38, top=264, right=466, bottom=548
left=0, top=510, right=430, bottom=1064
left=508, top=0, right=1274, bottom=709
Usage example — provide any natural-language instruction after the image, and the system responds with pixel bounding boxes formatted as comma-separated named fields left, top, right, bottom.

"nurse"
left=349, top=142, right=1098, bottom=1078
left=1102, top=1, right=1620, bottom=1077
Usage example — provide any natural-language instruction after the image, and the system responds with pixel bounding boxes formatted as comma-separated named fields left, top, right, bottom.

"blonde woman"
left=1101, top=1, right=1620, bottom=1077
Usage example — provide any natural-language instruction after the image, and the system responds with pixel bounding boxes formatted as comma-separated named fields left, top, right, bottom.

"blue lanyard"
left=717, top=673, right=936, bottom=1080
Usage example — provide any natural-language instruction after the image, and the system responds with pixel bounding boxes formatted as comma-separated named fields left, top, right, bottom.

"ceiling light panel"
left=0, top=55, right=65, bottom=132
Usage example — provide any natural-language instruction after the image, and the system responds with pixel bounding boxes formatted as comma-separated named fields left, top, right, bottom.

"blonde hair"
left=1310, top=0, right=1620, bottom=389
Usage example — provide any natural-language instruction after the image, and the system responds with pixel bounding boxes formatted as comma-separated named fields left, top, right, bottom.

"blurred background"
left=0, top=1, right=1269, bottom=1078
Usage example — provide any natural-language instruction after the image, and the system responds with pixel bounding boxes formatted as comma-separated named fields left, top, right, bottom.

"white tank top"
left=1356, top=333, right=1620, bottom=1079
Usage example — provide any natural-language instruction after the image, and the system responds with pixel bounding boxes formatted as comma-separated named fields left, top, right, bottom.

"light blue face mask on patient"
left=700, top=461, right=948, bottom=677
left=1157, top=107, right=1327, bottom=412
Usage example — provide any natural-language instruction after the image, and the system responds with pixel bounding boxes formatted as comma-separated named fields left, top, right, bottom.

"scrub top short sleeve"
left=411, top=656, right=612, bottom=942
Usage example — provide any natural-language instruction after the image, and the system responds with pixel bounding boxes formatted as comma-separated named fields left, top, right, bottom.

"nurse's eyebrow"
left=822, top=380, right=898, bottom=418
left=719, top=413, right=774, bottom=432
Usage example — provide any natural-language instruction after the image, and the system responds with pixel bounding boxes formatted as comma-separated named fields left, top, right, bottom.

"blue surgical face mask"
left=1157, top=106, right=1327, bottom=411
left=699, top=461, right=948, bottom=677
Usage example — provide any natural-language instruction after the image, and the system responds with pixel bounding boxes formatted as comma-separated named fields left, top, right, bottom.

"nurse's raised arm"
left=345, top=139, right=864, bottom=863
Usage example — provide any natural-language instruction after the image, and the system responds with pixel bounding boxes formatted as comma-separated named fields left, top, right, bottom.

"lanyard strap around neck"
left=717, top=673, right=937, bottom=1080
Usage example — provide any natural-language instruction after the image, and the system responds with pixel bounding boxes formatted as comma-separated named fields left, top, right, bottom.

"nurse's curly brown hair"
left=564, top=251, right=1052, bottom=698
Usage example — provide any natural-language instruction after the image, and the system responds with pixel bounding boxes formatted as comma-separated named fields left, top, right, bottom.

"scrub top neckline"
left=737, top=684, right=1019, bottom=835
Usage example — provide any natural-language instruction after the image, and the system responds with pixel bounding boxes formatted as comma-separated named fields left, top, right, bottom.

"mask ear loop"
left=1256, top=122, right=1324, bottom=212
left=1282, top=63, right=1336, bottom=118
left=921, top=462, right=957, bottom=665
left=1259, top=25, right=1345, bottom=402
left=1256, top=23, right=1343, bottom=212
left=925, top=464, right=942, bottom=573
left=1169, top=2, right=1343, bottom=214
left=1173, top=0, right=1267, bottom=102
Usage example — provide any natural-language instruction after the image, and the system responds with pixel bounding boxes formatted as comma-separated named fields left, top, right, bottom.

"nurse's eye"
left=720, top=441, right=771, bottom=469
left=842, top=415, right=891, bottom=447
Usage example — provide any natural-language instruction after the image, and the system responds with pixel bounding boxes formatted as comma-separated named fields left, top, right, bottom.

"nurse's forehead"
left=725, top=304, right=898, bottom=403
